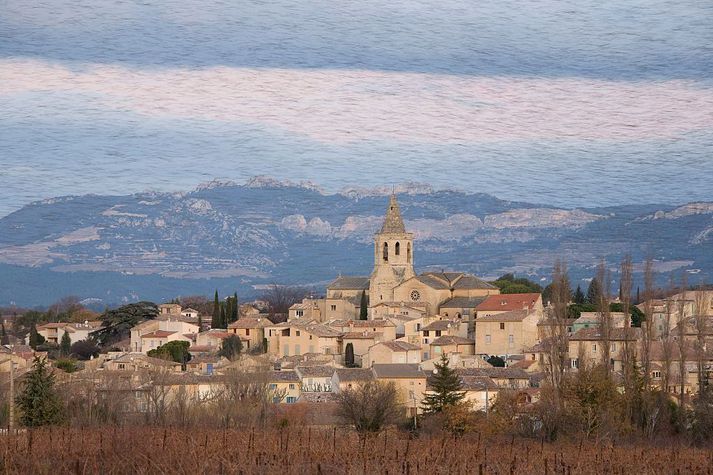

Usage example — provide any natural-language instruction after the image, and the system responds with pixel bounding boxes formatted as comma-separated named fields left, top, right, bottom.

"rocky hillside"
left=0, top=177, right=710, bottom=306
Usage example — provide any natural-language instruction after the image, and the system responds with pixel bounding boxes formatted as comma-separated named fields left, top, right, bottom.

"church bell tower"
left=369, top=194, right=415, bottom=304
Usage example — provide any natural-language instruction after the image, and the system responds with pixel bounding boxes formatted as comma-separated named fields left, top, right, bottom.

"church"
left=323, top=194, right=500, bottom=321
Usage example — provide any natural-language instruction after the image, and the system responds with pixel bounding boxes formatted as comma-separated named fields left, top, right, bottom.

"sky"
left=1, top=0, right=712, bottom=216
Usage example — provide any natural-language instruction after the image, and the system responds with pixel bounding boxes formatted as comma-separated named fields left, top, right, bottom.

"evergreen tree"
left=574, top=285, right=585, bottom=305
left=359, top=291, right=368, bottom=320
left=1, top=321, right=9, bottom=345
left=218, top=335, right=243, bottom=361
left=225, top=298, right=233, bottom=326
left=635, top=286, right=641, bottom=305
left=586, top=278, right=602, bottom=305
left=197, top=313, right=203, bottom=332
left=232, top=292, right=239, bottom=322
left=218, top=305, right=227, bottom=329
left=422, top=354, right=465, bottom=414
left=213, top=290, right=220, bottom=329
left=60, top=330, right=71, bottom=356
left=345, top=342, right=356, bottom=367
left=15, top=357, right=65, bottom=427
left=28, top=323, right=45, bottom=350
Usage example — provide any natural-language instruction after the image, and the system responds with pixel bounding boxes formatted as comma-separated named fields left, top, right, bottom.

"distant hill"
left=0, top=177, right=711, bottom=306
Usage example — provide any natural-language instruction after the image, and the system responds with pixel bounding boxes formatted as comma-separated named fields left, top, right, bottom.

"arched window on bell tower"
left=383, top=242, right=389, bottom=262
left=407, top=243, right=411, bottom=263
left=395, top=242, right=400, bottom=256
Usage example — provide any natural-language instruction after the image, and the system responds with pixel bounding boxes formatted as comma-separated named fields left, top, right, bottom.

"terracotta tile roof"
left=227, top=317, right=271, bottom=329
left=476, top=293, right=542, bottom=312
left=342, top=331, right=382, bottom=340
left=141, top=330, right=176, bottom=339
left=439, top=296, right=487, bottom=308
left=476, top=310, right=531, bottom=322
left=421, top=320, right=459, bottom=332
left=268, top=370, right=300, bottom=382
left=379, top=341, right=421, bottom=352
left=334, top=368, right=375, bottom=382
left=373, top=363, right=425, bottom=379
left=295, top=366, right=336, bottom=378
left=430, top=335, right=474, bottom=346
left=327, top=276, right=370, bottom=290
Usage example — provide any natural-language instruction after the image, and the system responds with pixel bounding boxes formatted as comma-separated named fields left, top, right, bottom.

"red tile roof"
left=476, top=293, right=541, bottom=312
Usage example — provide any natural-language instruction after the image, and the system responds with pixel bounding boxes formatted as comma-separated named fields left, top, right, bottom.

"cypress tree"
left=345, top=342, right=355, bottom=367
left=232, top=292, right=239, bottom=322
left=219, top=305, right=227, bottom=329
left=1, top=321, right=9, bottom=345
left=422, top=354, right=465, bottom=414
left=197, top=313, right=203, bottom=332
left=359, top=291, right=368, bottom=320
left=213, top=290, right=220, bottom=329
left=15, top=357, right=65, bottom=427
left=29, top=323, right=42, bottom=350
left=574, top=285, right=585, bottom=305
left=60, top=330, right=71, bottom=356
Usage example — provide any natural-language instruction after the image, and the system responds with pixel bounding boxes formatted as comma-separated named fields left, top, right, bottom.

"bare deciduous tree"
left=335, top=381, right=403, bottom=439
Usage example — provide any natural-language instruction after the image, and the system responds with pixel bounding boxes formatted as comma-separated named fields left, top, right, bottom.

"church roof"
left=439, top=296, right=488, bottom=308
left=327, top=276, right=370, bottom=290
left=380, top=194, right=406, bottom=234
left=412, top=272, right=497, bottom=291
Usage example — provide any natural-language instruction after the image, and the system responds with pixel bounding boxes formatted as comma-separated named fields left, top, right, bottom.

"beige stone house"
left=331, top=368, right=375, bottom=392
left=36, top=320, right=102, bottom=346
left=195, top=329, right=233, bottom=350
left=364, top=340, right=422, bottom=367
left=267, top=370, right=301, bottom=403
left=103, top=353, right=183, bottom=372
left=420, top=319, right=468, bottom=360
left=327, top=319, right=397, bottom=341
left=227, top=317, right=271, bottom=351
left=430, top=335, right=475, bottom=358
left=387, top=315, right=427, bottom=344
left=289, top=298, right=327, bottom=322
left=475, top=293, right=543, bottom=318
left=457, top=367, right=531, bottom=389
left=459, top=375, right=499, bottom=412
left=474, top=309, right=540, bottom=357
left=295, top=366, right=335, bottom=392
left=568, top=327, right=641, bottom=372
left=130, top=318, right=199, bottom=353
left=265, top=321, right=342, bottom=358
left=158, top=303, right=182, bottom=316
left=372, top=363, right=426, bottom=415
left=572, top=312, right=629, bottom=332
left=371, top=302, right=427, bottom=320
left=342, top=331, right=383, bottom=366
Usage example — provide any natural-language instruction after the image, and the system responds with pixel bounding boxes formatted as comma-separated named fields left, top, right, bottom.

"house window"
left=286, top=396, right=297, bottom=404
left=424, top=330, right=429, bottom=337
left=118, top=363, right=126, bottom=370
left=485, top=334, right=491, bottom=344
left=273, top=396, right=281, bottom=403
left=269, top=383, right=277, bottom=389
left=499, top=323, right=505, bottom=330
left=571, top=358, right=579, bottom=369
left=435, top=330, right=441, bottom=337
left=245, top=329, right=250, bottom=336
left=653, top=371, right=661, bottom=378
left=423, top=352, right=429, bottom=359
left=296, top=310, right=304, bottom=317
left=295, top=344, right=301, bottom=354
left=296, top=330, right=301, bottom=336
left=331, top=305, right=337, bottom=311
left=416, top=323, right=421, bottom=331
left=289, top=383, right=295, bottom=390
left=508, top=335, right=514, bottom=347
left=592, top=344, right=597, bottom=353
left=423, top=338, right=429, bottom=344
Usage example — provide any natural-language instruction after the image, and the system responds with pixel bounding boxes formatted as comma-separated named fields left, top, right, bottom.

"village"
left=1, top=195, right=712, bottom=432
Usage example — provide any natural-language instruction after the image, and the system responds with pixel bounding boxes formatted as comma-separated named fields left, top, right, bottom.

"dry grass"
left=2, top=427, right=713, bottom=474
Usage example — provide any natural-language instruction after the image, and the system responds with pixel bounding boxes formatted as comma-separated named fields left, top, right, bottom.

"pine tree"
left=60, top=330, right=71, bottom=356
left=586, top=278, right=601, bottom=305
left=213, top=290, right=220, bottom=329
left=422, top=354, right=465, bottom=414
left=345, top=342, right=355, bottom=367
left=359, top=291, right=368, bottom=320
left=15, top=357, right=65, bottom=427
left=574, top=285, right=585, bottom=305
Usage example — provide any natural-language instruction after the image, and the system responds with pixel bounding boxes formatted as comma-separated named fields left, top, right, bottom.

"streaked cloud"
left=3, top=59, right=712, bottom=144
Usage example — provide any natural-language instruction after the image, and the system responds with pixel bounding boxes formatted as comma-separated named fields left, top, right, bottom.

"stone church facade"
left=325, top=194, right=499, bottom=321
